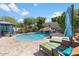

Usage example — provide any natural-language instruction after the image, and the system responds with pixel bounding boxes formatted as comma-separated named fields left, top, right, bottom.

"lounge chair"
left=51, top=37, right=79, bottom=56
left=50, top=36, right=70, bottom=42
left=39, top=41, right=70, bottom=56
left=40, top=36, right=79, bottom=56
left=39, top=36, right=73, bottom=56
left=40, top=41, right=73, bottom=56
left=49, top=36, right=71, bottom=47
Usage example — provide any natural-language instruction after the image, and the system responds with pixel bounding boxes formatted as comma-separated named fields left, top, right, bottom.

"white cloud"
left=0, top=4, right=10, bottom=11
left=8, top=3, right=29, bottom=16
left=21, top=10, right=29, bottom=16
left=33, top=4, right=38, bottom=6
left=0, top=3, right=29, bottom=17
left=0, top=3, right=20, bottom=12
left=52, top=11, right=63, bottom=18
left=8, top=3, right=20, bottom=13
left=18, top=19, right=24, bottom=22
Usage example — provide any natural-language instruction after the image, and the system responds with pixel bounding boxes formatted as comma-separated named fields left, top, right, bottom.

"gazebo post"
left=0, top=24, right=1, bottom=37
left=49, top=25, right=52, bottom=39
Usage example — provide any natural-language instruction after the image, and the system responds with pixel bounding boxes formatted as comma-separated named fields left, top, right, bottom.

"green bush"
left=18, top=27, right=26, bottom=33
left=31, top=26, right=38, bottom=32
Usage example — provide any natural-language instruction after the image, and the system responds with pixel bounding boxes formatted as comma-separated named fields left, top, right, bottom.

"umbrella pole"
left=70, top=36, right=74, bottom=46
left=70, top=4, right=74, bottom=45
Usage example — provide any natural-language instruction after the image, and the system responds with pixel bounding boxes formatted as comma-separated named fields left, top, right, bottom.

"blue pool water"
left=16, top=32, right=49, bottom=41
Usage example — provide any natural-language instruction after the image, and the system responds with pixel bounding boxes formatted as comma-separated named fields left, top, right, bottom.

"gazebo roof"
left=39, top=27, right=52, bottom=32
left=0, top=21, right=13, bottom=25
left=48, top=22, right=61, bottom=30
left=39, top=22, right=61, bottom=32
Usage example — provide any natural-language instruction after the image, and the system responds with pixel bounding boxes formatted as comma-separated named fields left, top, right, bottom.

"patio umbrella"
left=64, top=5, right=74, bottom=38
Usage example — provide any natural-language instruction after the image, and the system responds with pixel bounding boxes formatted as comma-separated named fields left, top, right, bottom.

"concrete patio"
left=0, top=36, right=50, bottom=56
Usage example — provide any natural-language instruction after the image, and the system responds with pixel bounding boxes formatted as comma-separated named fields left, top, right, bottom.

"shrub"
left=31, top=26, right=38, bottom=32
left=18, top=27, right=26, bottom=33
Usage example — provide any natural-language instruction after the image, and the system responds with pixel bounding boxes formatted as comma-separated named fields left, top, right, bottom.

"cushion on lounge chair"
left=40, top=42, right=61, bottom=55
left=62, top=47, right=73, bottom=56
left=40, top=42, right=61, bottom=51
left=40, top=42, right=67, bottom=56
left=53, top=49, right=65, bottom=56
left=50, top=37, right=70, bottom=43
left=53, top=47, right=73, bottom=56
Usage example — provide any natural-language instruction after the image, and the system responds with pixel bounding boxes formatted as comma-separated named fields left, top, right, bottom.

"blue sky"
left=0, top=3, right=79, bottom=22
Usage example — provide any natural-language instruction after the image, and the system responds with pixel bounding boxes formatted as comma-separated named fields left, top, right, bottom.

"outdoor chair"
left=39, top=36, right=74, bottom=56
left=39, top=40, right=73, bottom=56
left=49, top=36, right=72, bottom=47
left=49, top=36, right=70, bottom=43
left=40, top=36, right=79, bottom=56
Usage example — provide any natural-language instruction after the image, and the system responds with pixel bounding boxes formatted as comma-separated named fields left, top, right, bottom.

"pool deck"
left=0, top=36, right=50, bottom=56
left=0, top=32, right=79, bottom=56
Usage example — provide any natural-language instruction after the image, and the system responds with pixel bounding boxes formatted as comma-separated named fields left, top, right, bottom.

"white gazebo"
left=0, top=21, right=14, bottom=36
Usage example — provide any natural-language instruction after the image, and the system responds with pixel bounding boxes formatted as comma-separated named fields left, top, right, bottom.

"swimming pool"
left=16, top=32, right=49, bottom=41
